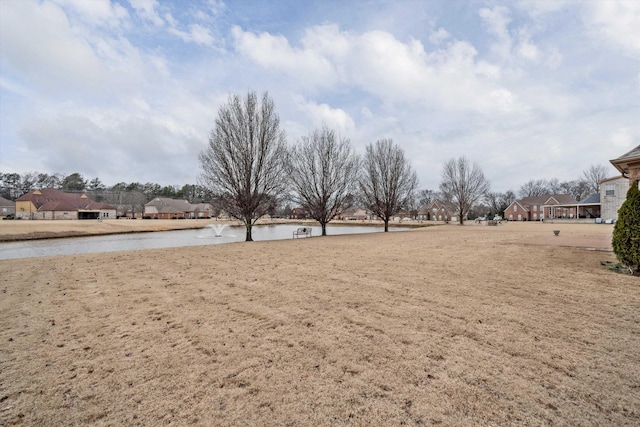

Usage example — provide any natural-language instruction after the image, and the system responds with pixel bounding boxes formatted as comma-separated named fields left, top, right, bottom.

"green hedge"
left=612, top=181, right=640, bottom=275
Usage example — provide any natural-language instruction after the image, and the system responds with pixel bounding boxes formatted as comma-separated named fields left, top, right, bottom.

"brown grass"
left=1, top=222, right=638, bottom=426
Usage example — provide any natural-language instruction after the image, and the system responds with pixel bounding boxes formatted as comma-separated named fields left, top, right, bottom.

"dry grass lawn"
left=1, top=222, right=638, bottom=426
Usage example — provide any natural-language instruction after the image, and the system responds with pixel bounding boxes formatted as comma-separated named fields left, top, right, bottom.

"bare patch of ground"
left=1, top=222, right=638, bottom=426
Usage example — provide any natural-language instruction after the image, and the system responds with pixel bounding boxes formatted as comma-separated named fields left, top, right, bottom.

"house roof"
left=519, top=194, right=577, bottom=206
left=0, top=195, right=14, bottom=207
left=599, top=175, right=628, bottom=184
left=610, top=144, right=640, bottom=175
left=16, top=188, right=113, bottom=211
left=145, top=197, right=194, bottom=213
left=578, top=194, right=600, bottom=204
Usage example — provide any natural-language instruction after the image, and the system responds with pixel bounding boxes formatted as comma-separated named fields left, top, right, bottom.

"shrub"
left=612, top=181, right=640, bottom=275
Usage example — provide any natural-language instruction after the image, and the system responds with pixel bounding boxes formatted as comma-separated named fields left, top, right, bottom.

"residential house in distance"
left=289, top=207, right=308, bottom=219
left=503, top=194, right=578, bottom=221
left=15, top=188, right=116, bottom=220
left=0, top=195, right=15, bottom=217
left=418, top=200, right=461, bottom=222
left=144, top=198, right=212, bottom=219
left=336, top=207, right=371, bottom=220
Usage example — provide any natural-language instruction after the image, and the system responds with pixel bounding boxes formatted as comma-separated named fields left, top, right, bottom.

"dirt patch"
left=1, top=222, right=638, bottom=426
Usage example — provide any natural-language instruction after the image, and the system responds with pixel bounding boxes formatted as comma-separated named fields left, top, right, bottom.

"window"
left=513, top=205, right=517, bottom=212
left=533, top=205, right=537, bottom=211
left=605, top=184, right=615, bottom=196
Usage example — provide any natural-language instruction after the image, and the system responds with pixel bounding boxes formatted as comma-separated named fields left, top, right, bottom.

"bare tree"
left=440, top=156, right=490, bottom=225
left=416, top=189, right=439, bottom=207
left=560, top=179, right=591, bottom=202
left=199, top=91, right=288, bottom=241
left=582, top=164, right=610, bottom=195
left=359, top=139, right=417, bottom=232
left=518, top=179, right=551, bottom=198
left=288, top=126, right=359, bottom=236
left=485, top=190, right=516, bottom=218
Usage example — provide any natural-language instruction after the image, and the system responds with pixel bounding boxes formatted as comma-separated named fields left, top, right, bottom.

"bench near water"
left=293, top=227, right=312, bottom=238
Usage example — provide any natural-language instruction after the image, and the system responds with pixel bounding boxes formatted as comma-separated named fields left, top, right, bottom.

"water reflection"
left=0, top=224, right=408, bottom=260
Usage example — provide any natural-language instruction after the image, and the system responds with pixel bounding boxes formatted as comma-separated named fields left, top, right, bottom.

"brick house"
left=15, top=188, right=116, bottom=220
left=289, top=207, right=308, bottom=219
left=504, top=194, right=578, bottom=221
left=418, top=200, right=461, bottom=222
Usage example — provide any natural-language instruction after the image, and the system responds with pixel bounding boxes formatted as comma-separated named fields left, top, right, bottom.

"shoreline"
left=0, top=218, right=432, bottom=242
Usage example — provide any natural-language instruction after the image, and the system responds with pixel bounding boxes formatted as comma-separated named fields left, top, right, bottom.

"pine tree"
left=612, top=180, right=640, bottom=275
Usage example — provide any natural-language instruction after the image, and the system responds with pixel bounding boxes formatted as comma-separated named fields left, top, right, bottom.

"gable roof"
left=599, top=175, right=628, bottom=185
left=145, top=197, right=195, bottom=214
left=544, top=194, right=578, bottom=205
left=518, top=194, right=577, bottom=206
left=0, top=196, right=14, bottom=207
left=504, top=200, right=529, bottom=213
left=610, top=144, right=640, bottom=175
left=16, top=188, right=113, bottom=211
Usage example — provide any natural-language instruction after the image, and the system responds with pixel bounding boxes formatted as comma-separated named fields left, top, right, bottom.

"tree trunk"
left=321, top=222, right=327, bottom=236
left=384, top=218, right=389, bottom=232
left=459, top=216, right=464, bottom=225
left=244, top=221, right=253, bottom=241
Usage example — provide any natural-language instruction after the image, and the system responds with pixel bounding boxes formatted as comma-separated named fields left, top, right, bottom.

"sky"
left=0, top=0, right=638, bottom=192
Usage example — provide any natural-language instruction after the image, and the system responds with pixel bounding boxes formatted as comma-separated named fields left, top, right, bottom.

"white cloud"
left=53, top=0, right=129, bottom=28
left=231, top=26, right=336, bottom=88
left=128, top=0, right=164, bottom=27
left=0, top=1, right=107, bottom=94
left=583, top=0, right=640, bottom=57
left=233, top=24, right=521, bottom=114
left=479, top=5, right=513, bottom=59
left=429, top=27, right=451, bottom=45
left=516, top=29, right=540, bottom=61
left=170, top=23, right=215, bottom=47
left=517, top=0, right=571, bottom=18
left=296, top=98, right=355, bottom=136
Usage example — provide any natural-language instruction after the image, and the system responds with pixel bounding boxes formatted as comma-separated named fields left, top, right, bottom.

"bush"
left=612, top=181, right=640, bottom=275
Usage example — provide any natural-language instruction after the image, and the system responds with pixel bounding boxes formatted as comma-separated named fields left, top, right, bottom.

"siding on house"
left=600, top=176, right=628, bottom=221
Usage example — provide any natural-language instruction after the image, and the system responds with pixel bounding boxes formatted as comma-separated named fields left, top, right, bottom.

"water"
left=0, top=224, right=408, bottom=260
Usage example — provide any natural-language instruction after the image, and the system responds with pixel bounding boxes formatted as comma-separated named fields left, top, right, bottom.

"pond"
left=0, top=224, right=409, bottom=260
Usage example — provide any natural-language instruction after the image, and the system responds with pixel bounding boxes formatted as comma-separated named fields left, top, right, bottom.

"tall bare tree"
left=518, top=179, right=550, bottom=198
left=485, top=190, right=516, bottom=217
left=440, top=156, right=490, bottom=225
left=199, top=91, right=288, bottom=241
left=288, top=126, right=360, bottom=236
left=582, top=164, right=610, bottom=195
left=359, top=139, right=417, bottom=232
